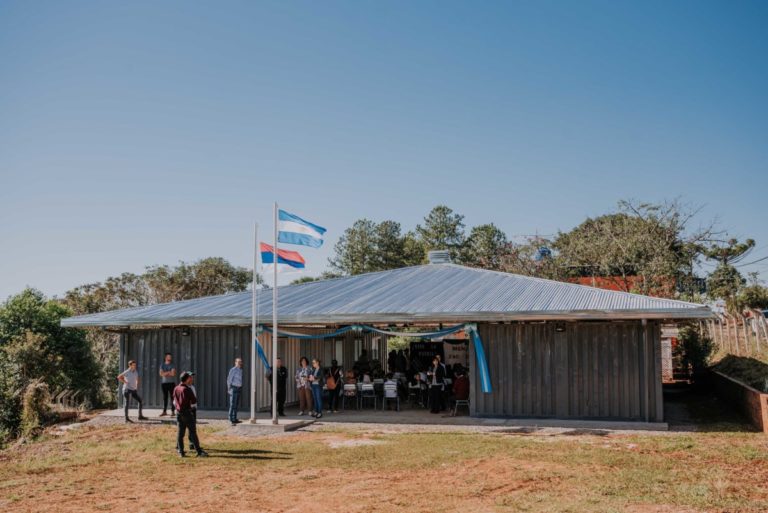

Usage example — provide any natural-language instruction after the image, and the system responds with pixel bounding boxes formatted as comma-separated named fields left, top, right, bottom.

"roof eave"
left=60, top=307, right=714, bottom=328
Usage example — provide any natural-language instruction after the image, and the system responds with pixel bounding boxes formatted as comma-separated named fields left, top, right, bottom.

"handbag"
left=326, top=373, right=337, bottom=390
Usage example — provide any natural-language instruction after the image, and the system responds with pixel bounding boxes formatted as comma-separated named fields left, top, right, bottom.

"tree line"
left=326, top=200, right=766, bottom=310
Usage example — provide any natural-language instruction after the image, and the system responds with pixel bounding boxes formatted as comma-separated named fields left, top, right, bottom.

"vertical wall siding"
left=122, top=327, right=387, bottom=411
left=472, top=321, right=663, bottom=422
left=122, top=329, right=182, bottom=408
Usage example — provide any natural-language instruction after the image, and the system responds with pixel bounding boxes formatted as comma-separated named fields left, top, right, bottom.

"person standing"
left=173, top=372, right=208, bottom=458
left=435, top=353, right=448, bottom=411
left=452, top=366, right=470, bottom=408
left=266, top=357, right=288, bottom=416
left=295, top=357, right=312, bottom=416
left=174, top=373, right=199, bottom=453
left=326, top=359, right=342, bottom=413
left=308, top=358, right=325, bottom=419
left=226, top=357, right=244, bottom=426
left=158, top=353, right=177, bottom=417
left=427, top=356, right=446, bottom=414
left=117, top=360, right=147, bottom=423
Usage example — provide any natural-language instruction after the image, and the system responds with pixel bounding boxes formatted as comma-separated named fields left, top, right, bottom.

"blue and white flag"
left=278, top=209, right=327, bottom=248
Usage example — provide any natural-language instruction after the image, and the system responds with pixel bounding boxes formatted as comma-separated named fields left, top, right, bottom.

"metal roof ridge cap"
left=274, top=263, right=433, bottom=292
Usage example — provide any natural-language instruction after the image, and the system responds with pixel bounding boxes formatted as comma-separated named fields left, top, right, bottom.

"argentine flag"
left=278, top=209, right=327, bottom=248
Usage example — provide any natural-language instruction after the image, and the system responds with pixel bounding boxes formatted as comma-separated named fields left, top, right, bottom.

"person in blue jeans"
left=309, top=358, right=325, bottom=419
left=226, top=357, right=244, bottom=425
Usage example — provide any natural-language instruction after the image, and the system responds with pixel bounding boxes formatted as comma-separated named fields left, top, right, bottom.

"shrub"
left=21, top=380, right=52, bottom=437
left=674, top=323, right=715, bottom=381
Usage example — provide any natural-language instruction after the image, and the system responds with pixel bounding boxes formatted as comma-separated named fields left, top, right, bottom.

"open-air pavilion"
left=61, top=263, right=712, bottom=427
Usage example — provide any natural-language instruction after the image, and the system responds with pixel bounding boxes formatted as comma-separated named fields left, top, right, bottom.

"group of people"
left=115, top=348, right=471, bottom=457
left=421, top=354, right=469, bottom=414
left=116, top=352, right=225, bottom=458
left=292, top=357, right=341, bottom=418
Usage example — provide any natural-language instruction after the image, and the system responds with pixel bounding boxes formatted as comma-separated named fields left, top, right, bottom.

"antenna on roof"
left=428, top=250, right=451, bottom=264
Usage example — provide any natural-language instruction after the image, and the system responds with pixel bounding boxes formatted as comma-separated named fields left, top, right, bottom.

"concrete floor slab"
left=105, top=406, right=668, bottom=431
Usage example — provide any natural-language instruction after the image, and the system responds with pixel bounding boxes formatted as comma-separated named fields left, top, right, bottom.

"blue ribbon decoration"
left=466, top=324, right=492, bottom=394
left=254, top=338, right=271, bottom=370
left=259, top=325, right=357, bottom=340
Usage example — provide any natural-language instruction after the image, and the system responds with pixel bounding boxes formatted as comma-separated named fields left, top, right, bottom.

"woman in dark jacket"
left=327, top=359, right=342, bottom=413
left=427, top=356, right=446, bottom=414
left=309, top=358, right=325, bottom=418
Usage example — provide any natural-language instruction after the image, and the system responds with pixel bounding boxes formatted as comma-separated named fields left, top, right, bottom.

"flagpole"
left=272, top=202, right=279, bottom=425
left=250, top=222, right=258, bottom=423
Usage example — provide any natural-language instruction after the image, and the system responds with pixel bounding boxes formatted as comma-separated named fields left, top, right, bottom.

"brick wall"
left=712, top=371, right=768, bottom=433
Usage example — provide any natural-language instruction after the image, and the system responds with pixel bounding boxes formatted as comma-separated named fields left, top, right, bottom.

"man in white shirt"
left=226, top=358, right=244, bottom=426
left=117, top=360, right=148, bottom=423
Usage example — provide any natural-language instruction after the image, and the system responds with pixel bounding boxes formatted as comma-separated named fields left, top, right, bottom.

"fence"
left=702, top=310, right=768, bottom=359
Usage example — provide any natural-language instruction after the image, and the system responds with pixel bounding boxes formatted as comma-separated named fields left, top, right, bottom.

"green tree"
left=500, top=238, right=562, bottom=280
left=553, top=200, right=714, bottom=296
left=64, top=273, right=149, bottom=315
left=374, top=220, right=408, bottom=270
left=702, top=238, right=755, bottom=311
left=402, top=231, right=426, bottom=266
left=329, top=219, right=425, bottom=275
left=143, top=257, right=252, bottom=303
left=329, top=219, right=379, bottom=275
left=0, top=290, right=99, bottom=395
left=708, top=265, right=745, bottom=310
left=415, top=205, right=466, bottom=261
left=463, top=223, right=510, bottom=270
left=737, top=273, right=768, bottom=310
left=0, top=289, right=100, bottom=443
left=291, top=276, right=321, bottom=285
left=673, top=323, right=714, bottom=382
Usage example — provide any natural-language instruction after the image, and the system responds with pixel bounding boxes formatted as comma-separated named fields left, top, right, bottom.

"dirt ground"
left=1, top=415, right=767, bottom=513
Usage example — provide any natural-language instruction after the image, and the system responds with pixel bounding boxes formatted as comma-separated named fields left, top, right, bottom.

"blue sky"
left=1, top=1, right=767, bottom=299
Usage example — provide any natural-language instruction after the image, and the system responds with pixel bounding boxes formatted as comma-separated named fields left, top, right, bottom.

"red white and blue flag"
left=260, top=242, right=305, bottom=272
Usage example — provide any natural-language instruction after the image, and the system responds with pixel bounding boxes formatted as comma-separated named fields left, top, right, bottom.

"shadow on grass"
left=204, top=449, right=292, bottom=460
left=498, top=427, right=610, bottom=436
left=561, top=429, right=610, bottom=436
left=498, top=427, right=543, bottom=435
left=211, top=448, right=291, bottom=456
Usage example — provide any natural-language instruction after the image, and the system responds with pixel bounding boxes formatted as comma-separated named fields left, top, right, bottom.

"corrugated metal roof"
left=60, top=264, right=713, bottom=328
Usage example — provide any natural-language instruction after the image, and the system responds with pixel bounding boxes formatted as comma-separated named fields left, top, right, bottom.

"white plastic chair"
left=342, top=383, right=358, bottom=411
left=452, top=398, right=470, bottom=416
left=382, top=382, right=399, bottom=412
left=359, top=383, right=377, bottom=409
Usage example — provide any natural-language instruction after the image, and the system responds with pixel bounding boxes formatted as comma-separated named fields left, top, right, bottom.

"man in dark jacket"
left=173, top=372, right=208, bottom=458
left=266, top=357, right=288, bottom=416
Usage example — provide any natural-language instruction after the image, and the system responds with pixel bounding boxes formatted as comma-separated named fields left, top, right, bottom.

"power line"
left=736, top=254, right=768, bottom=267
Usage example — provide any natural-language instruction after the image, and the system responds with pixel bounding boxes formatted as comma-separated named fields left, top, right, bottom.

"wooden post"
left=741, top=315, right=751, bottom=356
left=718, top=317, right=727, bottom=354
left=757, top=314, right=768, bottom=354
left=709, top=320, right=719, bottom=350
left=725, top=315, right=736, bottom=356
left=734, top=315, right=743, bottom=356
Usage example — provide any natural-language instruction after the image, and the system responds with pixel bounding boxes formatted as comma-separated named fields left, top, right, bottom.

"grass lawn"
left=1, top=421, right=766, bottom=513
